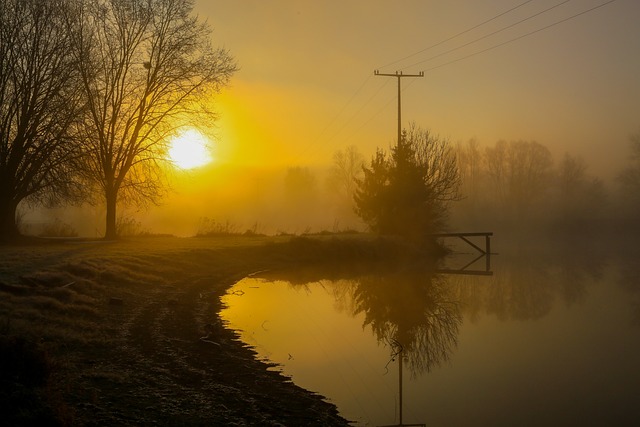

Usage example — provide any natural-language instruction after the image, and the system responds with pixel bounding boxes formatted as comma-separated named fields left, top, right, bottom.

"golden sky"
left=195, top=0, right=640, bottom=178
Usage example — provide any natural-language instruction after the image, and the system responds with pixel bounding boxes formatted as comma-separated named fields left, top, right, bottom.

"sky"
left=194, top=0, right=640, bottom=178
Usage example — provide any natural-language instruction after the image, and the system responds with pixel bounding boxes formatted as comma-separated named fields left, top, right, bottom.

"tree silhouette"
left=484, top=140, right=553, bottom=219
left=70, top=0, right=236, bottom=239
left=355, top=124, right=460, bottom=242
left=617, top=131, right=640, bottom=221
left=554, top=153, right=606, bottom=231
left=0, top=0, right=83, bottom=240
left=328, top=145, right=365, bottom=208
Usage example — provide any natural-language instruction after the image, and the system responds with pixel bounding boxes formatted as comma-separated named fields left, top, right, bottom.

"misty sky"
left=196, top=0, right=640, bottom=178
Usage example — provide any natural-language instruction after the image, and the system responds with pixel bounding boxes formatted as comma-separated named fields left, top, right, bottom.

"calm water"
left=220, top=242, right=640, bottom=426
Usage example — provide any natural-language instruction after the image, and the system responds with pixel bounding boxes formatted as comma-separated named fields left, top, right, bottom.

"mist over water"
left=221, top=237, right=640, bottom=426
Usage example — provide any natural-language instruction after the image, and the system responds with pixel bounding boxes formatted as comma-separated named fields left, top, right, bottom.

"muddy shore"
left=1, top=235, right=418, bottom=425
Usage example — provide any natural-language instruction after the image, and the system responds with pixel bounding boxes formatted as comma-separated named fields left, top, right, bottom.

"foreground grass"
left=0, top=234, right=432, bottom=426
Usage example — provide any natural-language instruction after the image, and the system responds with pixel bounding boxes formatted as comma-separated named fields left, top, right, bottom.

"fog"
left=18, top=128, right=640, bottom=239
left=19, top=163, right=363, bottom=238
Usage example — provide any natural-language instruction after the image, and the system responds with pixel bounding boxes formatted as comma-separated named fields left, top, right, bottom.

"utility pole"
left=374, top=70, right=424, bottom=148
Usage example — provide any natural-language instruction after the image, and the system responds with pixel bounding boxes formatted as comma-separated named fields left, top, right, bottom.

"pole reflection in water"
left=220, top=248, right=640, bottom=426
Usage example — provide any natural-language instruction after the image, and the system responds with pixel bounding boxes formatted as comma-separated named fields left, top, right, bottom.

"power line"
left=297, top=0, right=617, bottom=163
left=335, top=90, right=398, bottom=148
left=325, top=77, right=391, bottom=144
left=417, top=0, right=617, bottom=74
left=357, top=0, right=617, bottom=147
left=314, top=73, right=373, bottom=143
left=287, top=72, right=370, bottom=165
left=334, top=1, right=564, bottom=152
left=291, top=75, right=389, bottom=165
left=404, top=0, right=572, bottom=70
left=303, top=1, right=542, bottom=160
left=377, top=0, right=537, bottom=71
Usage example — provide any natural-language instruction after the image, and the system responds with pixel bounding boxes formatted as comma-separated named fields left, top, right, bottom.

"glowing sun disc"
left=168, top=129, right=212, bottom=169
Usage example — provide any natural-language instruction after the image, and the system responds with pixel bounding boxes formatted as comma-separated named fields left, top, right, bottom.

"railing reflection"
left=437, top=252, right=493, bottom=276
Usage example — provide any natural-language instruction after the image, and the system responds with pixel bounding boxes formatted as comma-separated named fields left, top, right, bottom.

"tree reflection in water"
left=346, top=270, right=461, bottom=377
left=264, top=264, right=462, bottom=378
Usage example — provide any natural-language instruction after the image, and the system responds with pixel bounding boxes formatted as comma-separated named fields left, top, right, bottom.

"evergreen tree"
left=355, top=124, right=460, bottom=242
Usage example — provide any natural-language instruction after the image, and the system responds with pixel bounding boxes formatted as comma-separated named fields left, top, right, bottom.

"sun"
left=168, top=128, right=213, bottom=169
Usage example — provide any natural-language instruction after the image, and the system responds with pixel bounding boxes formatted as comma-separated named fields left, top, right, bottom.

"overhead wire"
left=315, top=0, right=546, bottom=156
left=402, top=0, right=572, bottom=70
left=370, top=0, right=618, bottom=141
left=376, top=0, right=537, bottom=71
left=318, top=0, right=567, bottom=154
left=415, top=0, right=617, bottom=74
left=296, top=0, right=617, bottom=163
left=336, top=90, right=398, bottom=147
left=295, top=0, right=547, bottom=162
left=313, top=73, right=373, bottom=144
left=288, top=73, right=387, bottom=165
left=325, top=78, right=392, bottom=145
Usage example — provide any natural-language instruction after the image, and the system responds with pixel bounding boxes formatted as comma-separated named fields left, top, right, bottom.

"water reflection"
left=347, top=271, right=460, bottom=377
left=450, top=239, right=608, bottom=323
left=222, top=241, right=640, bottom=426
left=617, top=245, right=640, bottom=326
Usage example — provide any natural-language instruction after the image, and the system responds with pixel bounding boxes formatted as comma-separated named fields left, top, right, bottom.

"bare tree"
left=618, top=131, right=640, bottom=213
left=408, top=124, right=460, bottom=206
left=558, top=153, right=588, bottom=199
left=484, top=140, right=509, bottom=205
left=485, top=140, right=553, bottom=218
left=554, top=153, right=606, bottom=230
left=70, top=0, right=236, bottom=239
left=451, top=138, right=487, bottom=228
left=327, top=145, right=364, bottom=213
left=455, top=138, right=483, bottom=201
left=0, top=0, right=82, bottom=240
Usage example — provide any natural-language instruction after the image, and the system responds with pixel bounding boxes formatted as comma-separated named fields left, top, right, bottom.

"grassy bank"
left=0, top=234, right=436, bottom=425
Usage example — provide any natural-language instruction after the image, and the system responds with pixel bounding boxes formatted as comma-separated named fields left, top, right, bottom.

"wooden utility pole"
left=374, top=70, right=424, bottom=148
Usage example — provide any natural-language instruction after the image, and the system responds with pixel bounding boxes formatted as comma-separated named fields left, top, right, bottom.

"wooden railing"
left=432, top=232, right=494, bottom=276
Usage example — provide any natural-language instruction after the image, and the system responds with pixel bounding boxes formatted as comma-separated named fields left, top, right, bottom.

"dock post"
left=485, top=235, right=491, bottom=272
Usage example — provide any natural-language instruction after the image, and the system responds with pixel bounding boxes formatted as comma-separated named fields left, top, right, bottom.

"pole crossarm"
left=373, top=70, right=425, bottom=78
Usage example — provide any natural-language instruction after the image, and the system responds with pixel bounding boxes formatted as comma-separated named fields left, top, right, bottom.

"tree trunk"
left=104, top=189, right=118, bottom=240
left=0, top=199, right=20, bottom=242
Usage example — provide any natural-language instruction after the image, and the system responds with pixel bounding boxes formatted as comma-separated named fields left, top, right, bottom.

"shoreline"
left=2, top=234, right=426, bottom=425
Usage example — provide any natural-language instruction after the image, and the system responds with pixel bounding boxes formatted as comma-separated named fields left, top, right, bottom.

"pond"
left=220, top=241, right=640, bottom=426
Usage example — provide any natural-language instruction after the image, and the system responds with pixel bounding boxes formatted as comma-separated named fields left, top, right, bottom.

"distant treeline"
left=451, top=136, right=640, bottom=234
